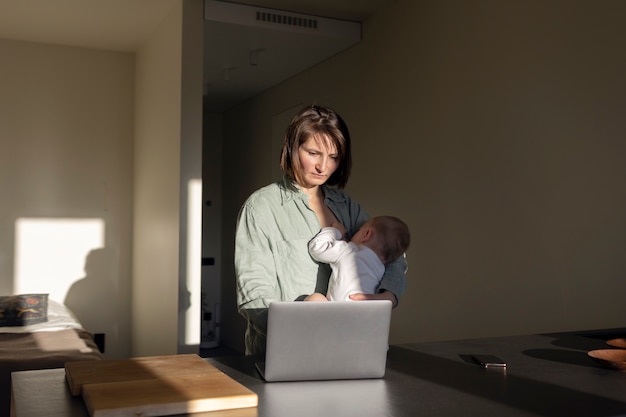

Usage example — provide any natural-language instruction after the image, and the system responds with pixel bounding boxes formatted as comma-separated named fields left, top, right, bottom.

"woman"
left=235, top=105, right=407, bottom=356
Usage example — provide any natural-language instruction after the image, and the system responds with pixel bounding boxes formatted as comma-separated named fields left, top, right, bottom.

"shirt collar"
left=278, top=176, right=302, bottom=205
left=279, top=175, right=347, bottom=205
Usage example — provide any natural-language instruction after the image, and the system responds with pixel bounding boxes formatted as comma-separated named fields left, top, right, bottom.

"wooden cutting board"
left=65, top=354, right=258, bottom=417
left=65, top=354, right=218, bottom=396
left=82, top=371, right=258, bottom=417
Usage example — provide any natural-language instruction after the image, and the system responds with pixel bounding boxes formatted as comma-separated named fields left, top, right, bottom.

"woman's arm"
left=375, top=254, right=408, bottom=306
left=234, top=203, right=278, bottom=330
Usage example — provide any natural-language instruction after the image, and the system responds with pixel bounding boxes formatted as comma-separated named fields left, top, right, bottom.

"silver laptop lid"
left=261, top=300, right=392, bottom=382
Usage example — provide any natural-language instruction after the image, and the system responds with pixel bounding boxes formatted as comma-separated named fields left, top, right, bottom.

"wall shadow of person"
left=65, top=248, right=119, bottom=357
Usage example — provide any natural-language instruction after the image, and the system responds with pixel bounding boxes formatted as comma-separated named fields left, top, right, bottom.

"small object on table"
left=472, top=354, right=507, bottom=368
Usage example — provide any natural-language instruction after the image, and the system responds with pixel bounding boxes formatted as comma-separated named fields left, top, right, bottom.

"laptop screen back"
left=259, top=300, right=392, bottom=382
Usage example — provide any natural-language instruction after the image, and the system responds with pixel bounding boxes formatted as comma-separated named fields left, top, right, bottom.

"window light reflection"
left=14, top=218, right=105, bottom=302
left=185, top=179, right=202, bottom=345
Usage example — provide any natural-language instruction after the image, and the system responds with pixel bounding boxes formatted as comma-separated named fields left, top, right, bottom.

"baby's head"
left=353, top=216, right=410, bottom=264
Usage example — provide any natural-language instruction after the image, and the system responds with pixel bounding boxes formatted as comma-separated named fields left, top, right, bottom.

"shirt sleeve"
left=234, top=202, right=278, bottom=321
left=378, top=254, right=408, bottom=301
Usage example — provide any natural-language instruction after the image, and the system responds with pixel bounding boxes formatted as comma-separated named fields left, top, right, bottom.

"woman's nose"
left=316, top=157, right=327, bottom=171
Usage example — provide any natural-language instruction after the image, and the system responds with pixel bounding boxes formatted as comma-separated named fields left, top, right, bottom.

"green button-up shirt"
left=235, top=176, right=407, bottom=355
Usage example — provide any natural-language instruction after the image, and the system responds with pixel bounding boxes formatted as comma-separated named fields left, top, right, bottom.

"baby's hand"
left=330, top=222, right=347, bottom=239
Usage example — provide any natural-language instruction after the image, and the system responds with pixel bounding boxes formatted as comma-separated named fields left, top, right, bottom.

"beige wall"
left=132, top=2, right=182, bottom=356
left=220, top=0, right=626, bottom=351
left=0, top=0, right=203, bottom=359
left=0, top=39, right=135, bottom=358
left=132, top=0, right=204, bottom=357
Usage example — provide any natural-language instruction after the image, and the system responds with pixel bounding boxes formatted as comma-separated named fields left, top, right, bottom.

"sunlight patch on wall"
left=14, top=218, right=105, bottom=303
left=185, top=179, right=202, bottom=345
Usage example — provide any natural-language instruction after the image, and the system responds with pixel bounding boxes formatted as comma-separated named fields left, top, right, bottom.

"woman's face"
left=296, top=135, right=339, bottom=189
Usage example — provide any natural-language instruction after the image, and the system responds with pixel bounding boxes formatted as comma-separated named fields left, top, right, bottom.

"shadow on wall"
left=65, top=248, right=119, bottom=357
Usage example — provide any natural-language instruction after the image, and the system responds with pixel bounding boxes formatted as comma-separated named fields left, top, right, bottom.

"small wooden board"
left=82, top=371, right=258, bottom=417
left=65, top=354, right=257, bottom=417
left=65, top=354, right=218, bottom=396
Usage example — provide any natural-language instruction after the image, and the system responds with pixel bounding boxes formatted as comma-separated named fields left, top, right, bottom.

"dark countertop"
left=11, top=328, right=626, bottom=417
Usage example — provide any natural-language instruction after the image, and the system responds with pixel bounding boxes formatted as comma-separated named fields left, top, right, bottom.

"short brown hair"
left=280, top=105, right=352, bottom=188
left=369, top=216, right=411, bottom=264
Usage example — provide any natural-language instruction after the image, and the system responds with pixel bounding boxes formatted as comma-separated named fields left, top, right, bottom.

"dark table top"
left=11, top=329, right=626, bottom=417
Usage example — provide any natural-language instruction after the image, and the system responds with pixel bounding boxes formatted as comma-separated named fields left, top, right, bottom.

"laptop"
left=256, top=300, right=392, bottom=382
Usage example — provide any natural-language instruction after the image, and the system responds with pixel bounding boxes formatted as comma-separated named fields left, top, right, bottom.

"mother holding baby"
left=234, top=104, right=407, bottom=356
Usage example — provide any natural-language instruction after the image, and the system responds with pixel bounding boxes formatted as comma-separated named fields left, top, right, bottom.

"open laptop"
left=256, top=300, right=392, bottom=382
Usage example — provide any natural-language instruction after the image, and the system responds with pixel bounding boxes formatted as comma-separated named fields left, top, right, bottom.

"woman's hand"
left=349, top=290, right=398, bottom=307
left=304, top=293, right=329, bottom=302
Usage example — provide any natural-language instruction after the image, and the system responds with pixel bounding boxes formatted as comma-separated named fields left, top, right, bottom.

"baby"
left=307, top=216, right=410, bottom=301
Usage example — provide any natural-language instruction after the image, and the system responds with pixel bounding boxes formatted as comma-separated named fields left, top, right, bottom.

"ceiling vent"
left=254, top=10, right=318, bottom=30
left=204, top=0, right=360, bottom=39
left=203, top=1, right=362, bottom=112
